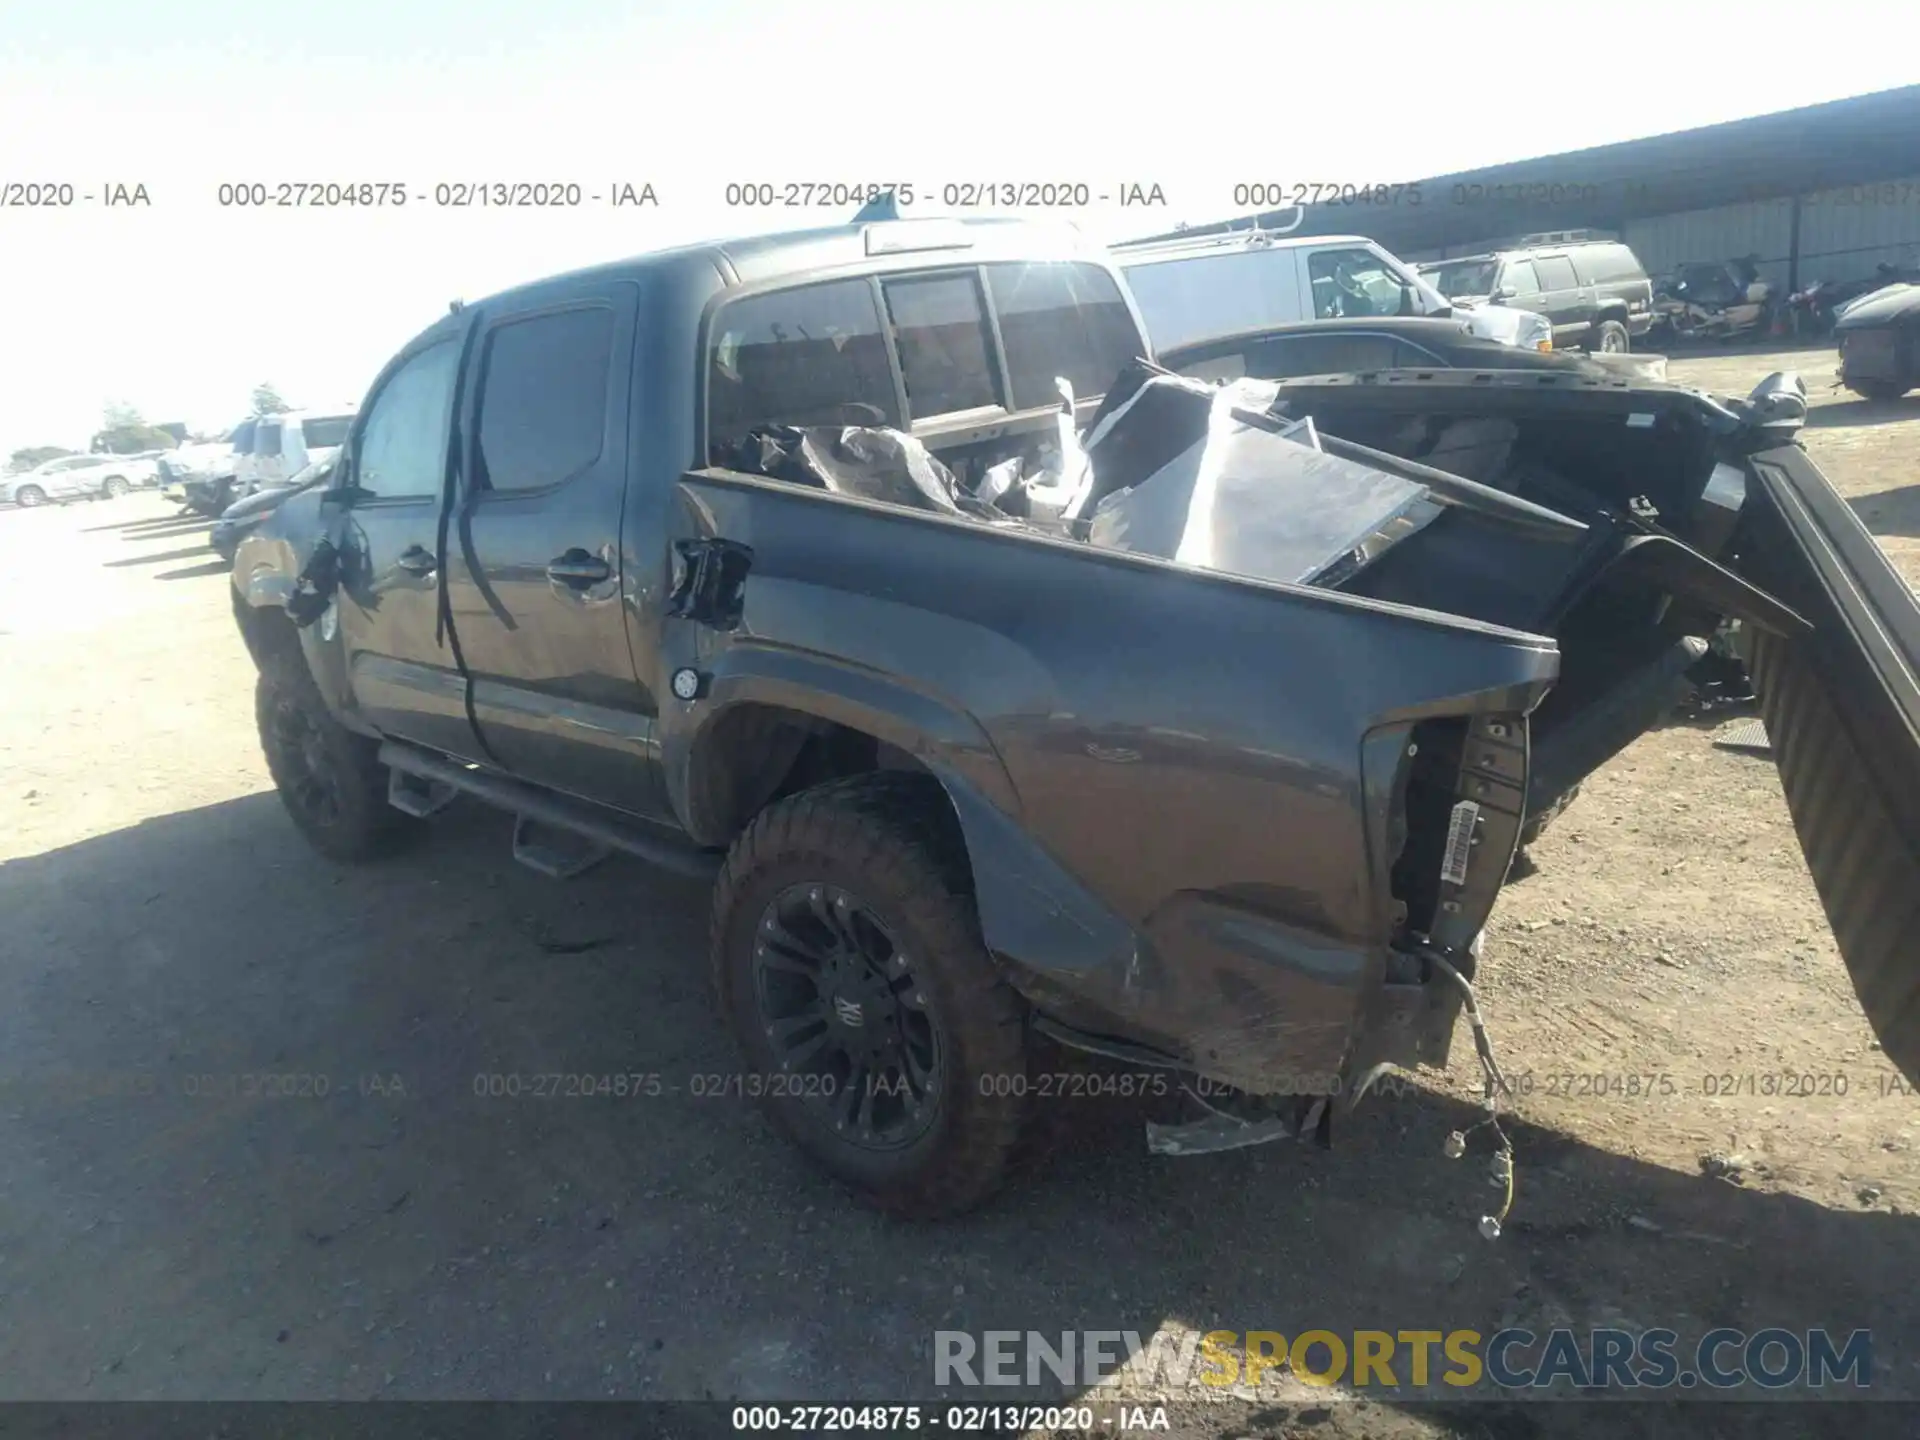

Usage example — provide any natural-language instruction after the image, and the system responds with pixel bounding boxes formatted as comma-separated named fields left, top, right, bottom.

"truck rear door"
left=440, top=278, right=664, bottom=817
left=1739, top=443, right=1920, bottom=1087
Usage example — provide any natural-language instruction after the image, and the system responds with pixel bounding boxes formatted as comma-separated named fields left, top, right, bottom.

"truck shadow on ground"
left=154, top=559, right=233, bottom=581
left=80, top=513, right=210, bottom=540
left=125, top=520, right=215, bottom=543
left=1804, top=397, right=1920, bottom=431
left=0, top=795, right=1913, bottom=1434
left=1847, top=483, right=1920, bottom=541
left=101, top=545, right=222, bottom=569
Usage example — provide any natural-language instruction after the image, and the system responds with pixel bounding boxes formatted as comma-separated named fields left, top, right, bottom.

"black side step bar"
left=377, top=742, right=724, bottom=883
left=388, top=768, right=459, bottom=818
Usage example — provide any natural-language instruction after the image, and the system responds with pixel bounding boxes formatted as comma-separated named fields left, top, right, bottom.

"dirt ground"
left=2, top=347, right=1918, bottom=1438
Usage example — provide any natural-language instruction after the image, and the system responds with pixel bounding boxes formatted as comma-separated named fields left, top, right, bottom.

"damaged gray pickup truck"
left=230, top=215, right=1920, bottom=1219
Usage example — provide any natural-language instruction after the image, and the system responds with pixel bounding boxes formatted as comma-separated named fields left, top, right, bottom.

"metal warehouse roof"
left=1130, top=84, right=1920, bottom=254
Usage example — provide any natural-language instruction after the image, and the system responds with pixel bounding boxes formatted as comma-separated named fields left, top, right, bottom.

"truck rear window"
left=706, top=261, right=1143, bottom=464
left=984, top=262, right=1141, bottom=410
left=708, top=280, right=901, bottom=458
left=880, top=272, right=999, bottom=418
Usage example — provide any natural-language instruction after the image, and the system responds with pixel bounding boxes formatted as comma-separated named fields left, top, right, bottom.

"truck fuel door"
left=667, top=538, right=754, bottom=630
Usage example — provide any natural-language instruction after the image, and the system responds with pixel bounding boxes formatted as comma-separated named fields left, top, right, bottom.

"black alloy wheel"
left=711, top=772, right=1031, bottom=1217
left=752, top=881, right=944, bottom=1150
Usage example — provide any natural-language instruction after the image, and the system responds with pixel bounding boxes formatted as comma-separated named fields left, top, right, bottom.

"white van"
left=241, top=408, right=356, bottom=494
left=1113, top=229, right=1553, bottom=354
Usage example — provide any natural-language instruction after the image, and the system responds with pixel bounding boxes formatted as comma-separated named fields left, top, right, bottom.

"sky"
left=1, top=0, right=1914, bottom=459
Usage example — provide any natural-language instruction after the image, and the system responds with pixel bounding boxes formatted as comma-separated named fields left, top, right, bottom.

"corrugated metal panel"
left=1624, top=198, right=1796, bottom=288
left=1798, top=173, right=1920, bottom=283
left=1127, top=86, right=1920, bottom=252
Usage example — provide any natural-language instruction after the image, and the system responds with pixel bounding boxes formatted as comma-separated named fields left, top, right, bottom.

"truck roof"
left=470, top=215, right=1111, bottom=310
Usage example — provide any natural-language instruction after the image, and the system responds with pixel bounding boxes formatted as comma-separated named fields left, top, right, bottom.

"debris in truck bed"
left=719, top=370, right=1468, bottom=593
left=716, top=424, right=975, bottom=517
left=1081, top=377, right=1438, bottom=588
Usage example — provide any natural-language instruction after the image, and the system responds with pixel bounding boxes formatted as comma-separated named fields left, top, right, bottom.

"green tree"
left=252, top=383, right=292, bottom=417
left=8, top=445, right=77, bottom=474
left=93, top=423, right=179, bottom=454
left=92, top=400, right=177, bottom=454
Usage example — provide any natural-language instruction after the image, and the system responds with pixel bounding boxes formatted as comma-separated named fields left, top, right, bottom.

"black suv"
left=1418, top=239, right=1655, bottom=354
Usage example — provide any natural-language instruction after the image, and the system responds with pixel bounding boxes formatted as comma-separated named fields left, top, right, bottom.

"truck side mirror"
left=324, top=459, right=376, bottom=507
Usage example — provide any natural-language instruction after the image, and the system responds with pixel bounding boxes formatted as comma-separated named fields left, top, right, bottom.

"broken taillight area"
left=1340, top=710, right=1532, bottom=1088
left=1393, top=711, right=1530, bottom=961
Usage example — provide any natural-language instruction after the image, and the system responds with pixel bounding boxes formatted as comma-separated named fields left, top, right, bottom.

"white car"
left=0, top=453, right=153, bottom=507
left=1112, top=225, right=1556, bottom=355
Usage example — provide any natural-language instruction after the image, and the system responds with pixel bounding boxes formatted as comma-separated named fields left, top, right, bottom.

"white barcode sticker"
left=1440, top=800, right=1480, bottom=888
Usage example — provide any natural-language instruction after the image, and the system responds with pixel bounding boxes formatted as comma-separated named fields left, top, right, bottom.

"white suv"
left=1, top=454, right=153, bottom=507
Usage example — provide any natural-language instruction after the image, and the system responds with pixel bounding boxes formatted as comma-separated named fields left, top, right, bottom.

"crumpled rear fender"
left=666, top=469, right=1557, bottom=1095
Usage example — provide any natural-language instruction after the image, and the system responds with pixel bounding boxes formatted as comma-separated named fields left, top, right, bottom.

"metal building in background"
left=1130, top=85, right=1920, bottom=292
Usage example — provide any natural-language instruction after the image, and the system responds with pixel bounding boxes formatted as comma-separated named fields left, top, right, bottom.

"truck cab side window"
left=707, top=280, right=900, bottom=462
left=1498, top=260, right=1542, bottom=298
left=881, top=272, right=999, bottom=419
left=354, top=339, right=460, bottom=501
left=474, top=307, right=614, bottom=494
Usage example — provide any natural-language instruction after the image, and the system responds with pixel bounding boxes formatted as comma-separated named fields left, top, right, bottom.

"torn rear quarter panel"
left=664, top=471, right=1557, bottom=1093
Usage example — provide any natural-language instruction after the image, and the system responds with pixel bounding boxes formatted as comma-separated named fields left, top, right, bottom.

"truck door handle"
left=546, top=549, right=611, bottom=587
left=397, top=545, right=437, bottom=577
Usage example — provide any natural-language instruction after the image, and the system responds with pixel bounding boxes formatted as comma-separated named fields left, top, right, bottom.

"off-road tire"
left=711, top=772, right=1029, bottom=1218
left=256, top=651, right=416, bottom=862
left=14, top=484, right=46, bottom=508
left=1586, top=318, right=1630, bottom=354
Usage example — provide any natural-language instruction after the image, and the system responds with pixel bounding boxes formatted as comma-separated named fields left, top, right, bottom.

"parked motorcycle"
left=1787, top=263, right=1920, bottom=338
left=1652, top=255, right=1774, bottom=342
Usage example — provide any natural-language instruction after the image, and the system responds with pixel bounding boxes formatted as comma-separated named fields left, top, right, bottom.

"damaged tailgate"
left=1739, top=443, right=1920, bottom=1087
